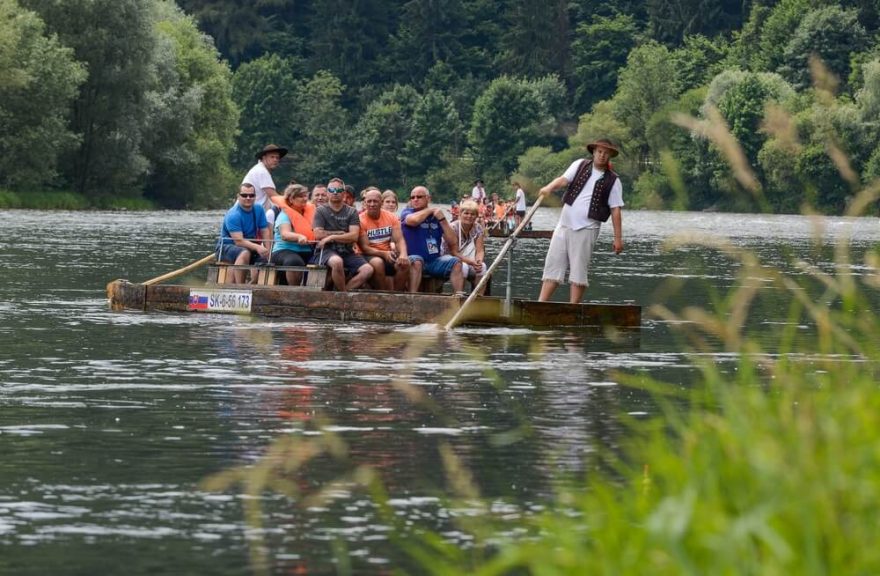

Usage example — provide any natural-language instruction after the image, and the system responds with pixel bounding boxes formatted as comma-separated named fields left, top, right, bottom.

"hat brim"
left=256, top=147, right=288, bottom=160
left=587, top=143, right=619, bottom=158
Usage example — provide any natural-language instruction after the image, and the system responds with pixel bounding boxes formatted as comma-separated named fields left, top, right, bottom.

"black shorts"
left=311, top=249, right=368, bottom=276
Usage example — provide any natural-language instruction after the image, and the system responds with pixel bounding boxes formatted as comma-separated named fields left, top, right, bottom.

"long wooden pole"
left=444, top=195, right=545, bottom=331
left=143, top=253, right=217, bottom=286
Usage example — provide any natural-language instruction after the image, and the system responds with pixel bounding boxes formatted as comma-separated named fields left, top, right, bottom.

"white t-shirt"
left=558, top=160, right=624, bottom=231
left=242, top=161, right=276, bottom=212
left=471, top=185, right=485, bottom=202
left=515, top=188, right=526, bottom=211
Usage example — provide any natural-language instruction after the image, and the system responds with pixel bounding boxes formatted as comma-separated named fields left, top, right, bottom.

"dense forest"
left=2, top=0, right=880, bottom=213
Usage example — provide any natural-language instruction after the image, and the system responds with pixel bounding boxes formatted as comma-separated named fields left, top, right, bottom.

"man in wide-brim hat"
left=536, top=137, right=624, bottom=304
left=241, top=143, right=288, bottom=226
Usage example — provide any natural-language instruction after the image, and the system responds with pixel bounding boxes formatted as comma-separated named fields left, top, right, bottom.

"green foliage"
left=0, top=188, right=88, bottom=209
left=424, top=154, right=478, bottom=203
left=24, top=0, right=157, bottom=196
left=672, top=34, right=730, bottom=93
left=143, top=1, right=239, bottom=208
left=0, top=0, right=85, bottom=189
left=232, top=54, right=302, bottom=170
left=497, top=0, right=569, bottom=79
left=351, top=84, right=420, bottom=187
left=570, top=13, right=640, bottom=113
left=468, top=75, right=566, bottom=176
left=404, top=90, right=463, bottom=180
left=292, top=71, right=351, bottom=185
left=612, top=41, right=681, bottom=161
left=646, top=0, right=749, bottom=44
left=779, top=5, right=869, bottom=92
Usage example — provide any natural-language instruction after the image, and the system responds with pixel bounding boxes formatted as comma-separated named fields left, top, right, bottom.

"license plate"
left=188, top=289, right=252, bottom=313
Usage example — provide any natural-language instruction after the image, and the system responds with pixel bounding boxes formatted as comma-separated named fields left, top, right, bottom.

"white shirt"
left=515, top=188, right=526, bottom=211
left=471, top=185, right=485, bottom=202
left=558, top=160, right=624, bottom=231
left=242, top=161, right=276, bottom=212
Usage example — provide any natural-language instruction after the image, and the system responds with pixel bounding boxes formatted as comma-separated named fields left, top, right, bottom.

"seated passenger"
left=381, top=189, right=399, bottom=214
left=271, top=184, right=314, bottom=286
left=400, top=185, right=465, bottom=294
left=442, top=200, right=485, bottom=294
left=311, top=177, right=373, bottom=291
left=359, top=188, right=410, bottom=291
left=217, top=184, right=271, bottom=284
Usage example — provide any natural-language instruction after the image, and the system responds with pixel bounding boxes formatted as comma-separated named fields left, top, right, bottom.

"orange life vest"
left=270, top=196, right=316, bottom=241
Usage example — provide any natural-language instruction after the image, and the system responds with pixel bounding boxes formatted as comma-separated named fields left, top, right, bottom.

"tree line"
left=2, top=0, right=879, bottom=213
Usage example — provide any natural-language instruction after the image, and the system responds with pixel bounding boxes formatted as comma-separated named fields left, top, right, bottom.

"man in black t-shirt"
left=311, top=177, right=373, bottom=291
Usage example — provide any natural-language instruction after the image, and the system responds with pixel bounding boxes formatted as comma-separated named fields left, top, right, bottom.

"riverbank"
left=0, top=188, right=156, bottom=210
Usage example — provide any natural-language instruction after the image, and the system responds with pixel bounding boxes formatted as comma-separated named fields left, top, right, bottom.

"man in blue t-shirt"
left=217, top=184, right=271, bottom=284
left=400, top=185, right=465, bottom=294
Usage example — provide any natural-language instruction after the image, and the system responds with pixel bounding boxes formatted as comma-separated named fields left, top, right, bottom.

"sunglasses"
left=239, top=193, right=256, bottom=198
left=327, top=187, right=344, bottom=194
left=410, top=194, right=427, bottom=199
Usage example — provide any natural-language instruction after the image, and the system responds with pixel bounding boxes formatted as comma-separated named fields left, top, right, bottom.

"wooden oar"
left=143, top=253, right=217, bottom=286
left=444, top=195, right=544, bottom=331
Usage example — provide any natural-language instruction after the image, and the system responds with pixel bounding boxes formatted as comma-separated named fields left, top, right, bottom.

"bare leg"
left=327, top=256, right=345, bottom=291
left=408, top=259, right=423, bottom=293
left=346, top=263, right=373, bottom=290
left=285, top=270, right=303, bottom=286
left=233, top=250, right=251, bottom=284
left=569, top=284, right=586, bottom=304
left=449, top=262, right=465, bottom=293
left=538, top=280, right=558, bottom=302
left=368, top=257, right=387, bottom=290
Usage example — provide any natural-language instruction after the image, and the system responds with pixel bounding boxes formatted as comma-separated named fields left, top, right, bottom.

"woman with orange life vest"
left=270, top=184, right=315, bottom=285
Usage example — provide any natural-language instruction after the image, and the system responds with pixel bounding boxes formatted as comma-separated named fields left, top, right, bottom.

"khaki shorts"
left=541, top=225, right=600, bottom=287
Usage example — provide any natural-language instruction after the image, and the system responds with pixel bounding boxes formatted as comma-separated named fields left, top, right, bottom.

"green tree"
left=231, top=54, right=303, bottom=170
left=0, top=0, right=85, bottom=188
left=646, top=0, right=750, bottom=44
left=404, top=89, right=463, bottom=179
left=468, top=75, right=565, bottom=176
left=570, top=13, right=639, bottom=114
left=23, top=0, right=157, bottom=197
left=142, top=1, right=239, bottom=208
left=497, top=0, right=569, bottom=79
left=351, top=84, right=421, bottom=187
left=612, top=41, right=680, bottom=165
left=291, top=71, right=351, bottom=185
left=779, top=5, right=868, bottom=92
left=672, top=34, right=729, bottom=93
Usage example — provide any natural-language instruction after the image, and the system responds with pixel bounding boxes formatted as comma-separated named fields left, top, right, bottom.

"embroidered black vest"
left=561, top=159, right=618, bottom=223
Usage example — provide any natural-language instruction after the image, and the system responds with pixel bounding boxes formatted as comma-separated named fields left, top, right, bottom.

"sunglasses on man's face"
left=327, top=187, right=344, bottom=194
left=239, top=193, right=256, bottom=198
left=410, top=194, right=427, bottom=200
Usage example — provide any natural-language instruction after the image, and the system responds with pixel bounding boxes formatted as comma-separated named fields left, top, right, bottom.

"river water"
left=0, top=208, right=877, bottom=574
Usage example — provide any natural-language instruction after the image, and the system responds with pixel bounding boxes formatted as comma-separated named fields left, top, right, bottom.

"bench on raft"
left=206, top=262, right=490, bottom=295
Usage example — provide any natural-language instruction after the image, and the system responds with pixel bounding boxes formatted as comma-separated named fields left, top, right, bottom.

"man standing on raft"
left=537, top=138, right=624, bottom=304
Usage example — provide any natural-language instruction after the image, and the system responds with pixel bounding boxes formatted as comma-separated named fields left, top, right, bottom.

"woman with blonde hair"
left=381, top=189, right=399, bottom=214
left=441, top=199, right=485, bottom=294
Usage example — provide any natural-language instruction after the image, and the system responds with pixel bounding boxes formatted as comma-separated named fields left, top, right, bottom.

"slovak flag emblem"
left=188, top=294, right=209, bottom=311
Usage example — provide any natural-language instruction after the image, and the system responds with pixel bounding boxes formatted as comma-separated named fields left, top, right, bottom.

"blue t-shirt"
left=400, top=206, right=443, bottom=263
left=272, top=211, right=311, bottom=253
left=219, top=203, right=268, bottom=245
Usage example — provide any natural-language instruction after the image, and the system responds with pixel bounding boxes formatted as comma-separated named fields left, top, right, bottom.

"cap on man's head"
left=256, top=143, right=288, bottom=160
left=474, top=178, right=483, bottom=184
left=586, top=138, right=620, bottom=158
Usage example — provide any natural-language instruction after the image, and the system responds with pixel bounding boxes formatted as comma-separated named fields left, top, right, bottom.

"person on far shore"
left=471, top=178, right=486, bottom=204
left=513, top=181, right=527, bottom=227
left=400, top=185, right=465, bottom=294
left=358, top=188, right=410, bottom=291
left=537, top=138, right=624, bottom=304
left=242, top=144, right=286, bottom=228
left=217, top=184, right=271, bottom=284
left=271, top=184, right=314, bottom=286
left=311, top=177, right=373, bottom=291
